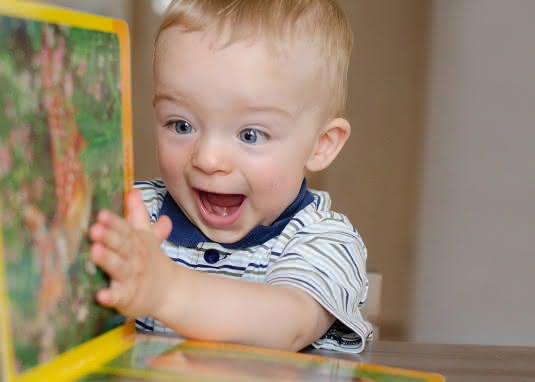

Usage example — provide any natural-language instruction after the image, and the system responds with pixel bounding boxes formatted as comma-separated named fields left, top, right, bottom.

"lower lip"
left=193, top=189, right=245, bottom=228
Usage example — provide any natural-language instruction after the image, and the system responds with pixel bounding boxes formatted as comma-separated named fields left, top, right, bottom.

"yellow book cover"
left=0, top=1, right=444, bottom=381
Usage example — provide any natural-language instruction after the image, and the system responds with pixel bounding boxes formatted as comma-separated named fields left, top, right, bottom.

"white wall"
left=410, top=0, right=535, bottom=345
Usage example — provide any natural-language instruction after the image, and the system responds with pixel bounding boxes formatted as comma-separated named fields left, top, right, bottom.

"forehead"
left=154, top=27, right=326, bottom=113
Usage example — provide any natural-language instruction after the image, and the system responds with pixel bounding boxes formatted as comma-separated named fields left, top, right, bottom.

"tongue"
left=201, top=192, right=244, bottom=217
left=204, top=192, right=244, bottom=207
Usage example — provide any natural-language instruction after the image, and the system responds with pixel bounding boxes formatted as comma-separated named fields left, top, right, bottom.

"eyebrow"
left=153, top=92, right=293, bottom=119
left=241, top=104, right=293, bottom=119
left=152, top=92, right=185, bottom=107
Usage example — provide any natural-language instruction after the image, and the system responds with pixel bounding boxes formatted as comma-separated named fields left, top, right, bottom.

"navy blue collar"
left=159, top=179, right=314, bottom=249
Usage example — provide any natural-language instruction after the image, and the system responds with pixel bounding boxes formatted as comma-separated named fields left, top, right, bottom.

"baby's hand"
left=89, top=189, right=173, bottom=318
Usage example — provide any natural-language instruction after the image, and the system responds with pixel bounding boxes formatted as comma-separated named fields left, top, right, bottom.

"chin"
left=202, top=228, right=248, bottom=245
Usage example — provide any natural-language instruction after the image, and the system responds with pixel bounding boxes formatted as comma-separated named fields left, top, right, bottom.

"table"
left=310, top=341, right=535, bottom=382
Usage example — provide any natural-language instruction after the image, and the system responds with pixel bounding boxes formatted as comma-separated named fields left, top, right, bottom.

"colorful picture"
left=75, top=337, right=435, bottom=382
left=0, top=15, right=126, bottom=373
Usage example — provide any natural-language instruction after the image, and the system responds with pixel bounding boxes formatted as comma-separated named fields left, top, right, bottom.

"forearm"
left=154, top=265, right=334, bottom=351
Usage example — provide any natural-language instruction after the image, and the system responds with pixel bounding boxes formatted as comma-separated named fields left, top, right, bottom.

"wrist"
left=151, top=259, right=189, bottom=324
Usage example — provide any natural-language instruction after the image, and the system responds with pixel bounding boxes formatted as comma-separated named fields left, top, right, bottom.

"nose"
left=191, top=135, right=232, bottom=175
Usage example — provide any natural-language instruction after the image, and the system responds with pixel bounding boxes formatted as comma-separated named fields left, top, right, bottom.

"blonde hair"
left=155, top=0, right=353, bottom=117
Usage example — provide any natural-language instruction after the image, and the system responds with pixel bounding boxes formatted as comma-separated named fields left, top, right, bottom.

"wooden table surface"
left=310, top=340, right=535, bottom=382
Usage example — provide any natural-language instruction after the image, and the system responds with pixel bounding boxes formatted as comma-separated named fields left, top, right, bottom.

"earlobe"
left=305, top=118, right=351, bottom=172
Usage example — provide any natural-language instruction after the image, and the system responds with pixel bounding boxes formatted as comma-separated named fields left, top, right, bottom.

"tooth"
left=212, top=206, right=229, bottom=216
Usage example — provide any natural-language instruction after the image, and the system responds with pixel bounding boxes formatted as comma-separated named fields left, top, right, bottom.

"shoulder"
left=273, top=188, right=367, bottom=287
left=309, top=188, right=332, bottom=211
left=301, top=189, right=353, bottom=230
left=283, top=189, right=365, bottom=255
left=134, top=179, right=167, bottom=222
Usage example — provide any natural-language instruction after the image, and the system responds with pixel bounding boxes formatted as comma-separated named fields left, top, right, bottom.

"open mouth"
left=194, top=188, right=245, bottom=227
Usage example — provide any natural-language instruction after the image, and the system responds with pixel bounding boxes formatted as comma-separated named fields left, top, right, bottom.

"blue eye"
left=169, top=120, right=193, bottom=135
left=238, top=128, right=268, bottom=144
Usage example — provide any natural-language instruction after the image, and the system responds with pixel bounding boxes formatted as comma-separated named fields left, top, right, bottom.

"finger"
left=96, top=210, right=131, bottom=238
left=89, top=223, right=127, bottom=255
left=152, top=214, right=172, bottom=242
left=127, top=189, right=151, bottom=230
left=91, top=243, right=129, bottom=280
left=96, top=281, right=124, bottom=310
left=96, top=288, right=114, bottom=307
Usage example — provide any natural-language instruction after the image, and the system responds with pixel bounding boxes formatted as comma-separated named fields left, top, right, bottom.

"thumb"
left=152, top=214, right=172, bottom=242
left=126, top=189, right=151, bottom=230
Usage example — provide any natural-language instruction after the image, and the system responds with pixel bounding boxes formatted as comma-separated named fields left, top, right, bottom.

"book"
left=0, top=0, right=134, bottom=380
left=0, top=1, right=445, bottom=381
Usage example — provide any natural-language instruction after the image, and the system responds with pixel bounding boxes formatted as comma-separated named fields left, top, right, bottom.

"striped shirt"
left=134, top=179, right=373, bottom=353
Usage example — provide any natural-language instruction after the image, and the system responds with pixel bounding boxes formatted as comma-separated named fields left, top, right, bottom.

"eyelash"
left=238, top=128, right=270, bottom=145
left=165, top=119, right=194, bottom=135
left=164, top=120, right=270, bottom=144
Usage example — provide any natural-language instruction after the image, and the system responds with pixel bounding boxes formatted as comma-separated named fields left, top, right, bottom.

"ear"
left=306, top=117, right=351, bottom=172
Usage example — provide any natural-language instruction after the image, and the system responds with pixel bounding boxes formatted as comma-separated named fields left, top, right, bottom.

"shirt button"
left=203, top=249, right=221, bottom=264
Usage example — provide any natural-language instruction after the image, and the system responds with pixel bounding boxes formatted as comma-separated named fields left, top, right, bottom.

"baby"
left=89, top=0, right=372, bottom=353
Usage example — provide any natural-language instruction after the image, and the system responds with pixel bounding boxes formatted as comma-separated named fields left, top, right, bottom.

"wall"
left=331, top=0, right=429, bottom=338
left=130, top=1, right=161, bottom=180
left=410, top=0, right=535, bottom=345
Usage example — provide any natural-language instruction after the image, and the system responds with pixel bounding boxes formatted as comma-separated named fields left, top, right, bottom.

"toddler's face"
left=153, top=27, right=326, bottom=243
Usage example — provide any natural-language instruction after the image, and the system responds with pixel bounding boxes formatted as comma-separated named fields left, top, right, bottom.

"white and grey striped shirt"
left=134, top=179, right=373, bottom=353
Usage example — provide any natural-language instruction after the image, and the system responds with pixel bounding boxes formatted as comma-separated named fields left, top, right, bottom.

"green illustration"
left=0, top=16, right=125, bottom=373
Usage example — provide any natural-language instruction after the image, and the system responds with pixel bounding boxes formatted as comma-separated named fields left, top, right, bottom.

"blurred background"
left=42, top=0, right=535, bottom=346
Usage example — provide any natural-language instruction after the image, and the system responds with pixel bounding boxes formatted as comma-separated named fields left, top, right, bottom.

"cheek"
left=246, top=161, right=304, bottom=223
left=156, top=136, right=189, bottom=177
left=242, top=154, right=305, bottom=194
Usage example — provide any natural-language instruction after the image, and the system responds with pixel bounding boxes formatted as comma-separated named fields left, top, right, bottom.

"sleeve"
left=135, top=316, right=179, bottom=336
left=265, top=212, right=373, bottom=353
left=133, top=179, right=166, bottom=223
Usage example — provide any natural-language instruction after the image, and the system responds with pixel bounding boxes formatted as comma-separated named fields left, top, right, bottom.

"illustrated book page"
left=0, top=1, right=134, bottom=380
